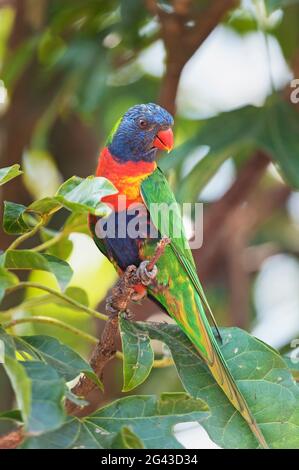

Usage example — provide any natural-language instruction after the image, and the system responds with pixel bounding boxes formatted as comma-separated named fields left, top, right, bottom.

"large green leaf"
left=0, top=328, right=65, bottom=435
left=63, top=212, right=90, bottom=235
left=259, top=101, right=299, bottom=189
left=3, top=250, right=73, bottom=291
left=283, top=354, right=299, bottom=381
left=3, top=356, right=31, bottom=427
left=2, top=175, right=117, bottom=239
left=132, top=323, right=299, bottom=449
left=0, top=164, right=22, bottom=186
left=22, top=361, right=65, bottom=434
left=164, top=99, right=299, bottom=202
left=119, top=315, right=154, bottom=391
left=55, top=175, right=117, bottom=216
left=17, top=335, right=102, bottom=388
left=22, top=393, right=209, bottom=449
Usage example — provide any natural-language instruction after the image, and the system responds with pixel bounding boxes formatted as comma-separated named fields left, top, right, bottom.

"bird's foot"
left=105, top=295, right=119, bottom=318
left=137, top=260, right=158, bottom=286
left=122, top=309, right=135, bottom=320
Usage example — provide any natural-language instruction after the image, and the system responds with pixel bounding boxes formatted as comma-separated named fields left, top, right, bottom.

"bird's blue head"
left=107, top=103, right=174, bottom=163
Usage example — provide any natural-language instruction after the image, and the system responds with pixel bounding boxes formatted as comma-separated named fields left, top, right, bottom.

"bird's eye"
left=138, top=118, right=148, bottom=129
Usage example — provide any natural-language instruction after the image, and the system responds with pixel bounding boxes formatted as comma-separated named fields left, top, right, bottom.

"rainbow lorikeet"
left=89, top=103, right=267, bottom=448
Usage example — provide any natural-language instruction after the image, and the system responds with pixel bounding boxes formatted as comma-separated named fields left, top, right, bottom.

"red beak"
left=153, top=128, right=174, bottom=153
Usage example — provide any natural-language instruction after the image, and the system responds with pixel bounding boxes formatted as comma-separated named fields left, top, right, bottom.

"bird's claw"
left=105, top=296, right=119, bottom=317
left=123, top=309, right=134, bottom=320
left=137, top=260, right=158, bottom=286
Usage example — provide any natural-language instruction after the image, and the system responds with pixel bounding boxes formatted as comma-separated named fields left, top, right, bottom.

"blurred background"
left=0, top=0, right=299, bottom=448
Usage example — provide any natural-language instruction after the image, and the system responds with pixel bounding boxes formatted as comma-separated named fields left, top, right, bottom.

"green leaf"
left=109, top=426, right=145, bottom=449
left=55, top=175, right=117, bottom=216
left=44, top=286, right=90, bottom=311
left=0, top=267, right=18, bottom=302
left=165, top=99, right=299, bottom=202
left=177, top=152, right=231, bottom=203
left=63, top=212, right=90, bottom=234
left=3, top=202, right=32, bottom=235
left=3, top=176, right=116, bottom=234
left=3, top=250, right=73, bottom=291
left=65, top=286, right=89, bottom=307
left=17, top=335, right=102, bottom=388
left=27, top=197, right=61, bottom=216
left=0, top=326, right=16, bottom=357
left=88, top=393, right=209, bottom=449
left=166, top=105, right=261, bottom=202
left=265, top=0, right=299, bottom=13
left=283, top=355, right=299, bottom=381
left=132, top=323, right=299, bottom=449
left=3, top=356, right=31, bottom=426
left=22, top=361, right=65, bottom=434
left=0, top=164, right=22, bottom=186
left=38, top=30, right=66, bottom=66
left=119, top=315, right=154, bottom=391
left=0, top=328, right=66, bottom=435
left=0, top=409, right=22, bottom=422
left=259, top=101, right=299, bottom=189
left=22, top=417, right=108, bottom=449
left=22, top=393, right=209, bottom=449
left=2, top=37, right=37, bottom=89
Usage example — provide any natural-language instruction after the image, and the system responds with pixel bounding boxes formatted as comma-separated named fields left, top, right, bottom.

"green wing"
left=140, top=167, right=220, bottom=337
left=140, top=167, right=268, bottom=448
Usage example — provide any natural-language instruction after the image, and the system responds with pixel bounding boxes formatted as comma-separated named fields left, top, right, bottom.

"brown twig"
left=0, top=429, right=24, bottom=449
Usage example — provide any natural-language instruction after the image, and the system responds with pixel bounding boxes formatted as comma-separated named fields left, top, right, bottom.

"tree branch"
left=0, top=429, right=24, bottom=449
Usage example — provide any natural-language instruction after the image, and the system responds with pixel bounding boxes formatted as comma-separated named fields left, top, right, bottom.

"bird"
left=88, top=103, right=268, bottom=448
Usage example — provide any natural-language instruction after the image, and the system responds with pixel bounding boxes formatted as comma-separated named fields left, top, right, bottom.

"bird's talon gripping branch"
left=105, top=296, right=119, bottom=317
left=123, top=309, right=135, bottom=320
left=137, top=260, right=158, bottom=286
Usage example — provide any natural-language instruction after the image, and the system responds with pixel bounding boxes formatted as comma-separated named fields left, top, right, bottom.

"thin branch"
left=4, top=316, right=98, bottom=344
